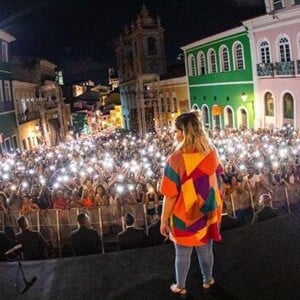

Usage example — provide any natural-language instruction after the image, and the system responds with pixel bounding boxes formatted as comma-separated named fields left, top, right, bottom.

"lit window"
left=188, top=54, right=197, bottom=76
left=197, top=52, right=206, bottom=75
left=278, top=36, right=291, bottom=62
left=264, top=92, right=274, bottom=116
left=283, top=93, right=294, bottom=119
left=234, top=43, right=245, bottom=70
left=220, top=46, right=230, bottom=72
left=259, top=40, right=271, bottom=63
left=208, top=49, right=217, bottom=73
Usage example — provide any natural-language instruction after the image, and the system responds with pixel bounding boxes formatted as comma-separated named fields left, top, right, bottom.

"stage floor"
left=1, top=211, right=300, bottom=300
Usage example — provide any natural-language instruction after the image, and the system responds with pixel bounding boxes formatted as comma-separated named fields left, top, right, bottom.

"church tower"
left=115, top=6, right=166, bottom=133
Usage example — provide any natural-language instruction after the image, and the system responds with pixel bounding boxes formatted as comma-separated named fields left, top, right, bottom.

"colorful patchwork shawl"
left=160, top=148, right=223, bottom=246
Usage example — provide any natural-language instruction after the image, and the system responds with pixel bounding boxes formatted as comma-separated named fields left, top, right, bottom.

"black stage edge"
left=1, top=211, right=300, bottom=300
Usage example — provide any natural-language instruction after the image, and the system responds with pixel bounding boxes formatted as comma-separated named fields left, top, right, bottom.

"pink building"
left=244, top=0, right=300, bottom=129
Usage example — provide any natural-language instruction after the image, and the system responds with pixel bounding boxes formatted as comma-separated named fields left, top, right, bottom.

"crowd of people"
left=1, top=123, right=300, bottom=260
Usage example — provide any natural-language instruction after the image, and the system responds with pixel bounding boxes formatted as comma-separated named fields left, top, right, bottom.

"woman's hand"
left=160, top=222, right=169, bottom=237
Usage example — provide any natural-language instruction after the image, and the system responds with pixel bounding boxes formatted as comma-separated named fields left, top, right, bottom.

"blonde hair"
left=175, top=112, right=211, bottom=153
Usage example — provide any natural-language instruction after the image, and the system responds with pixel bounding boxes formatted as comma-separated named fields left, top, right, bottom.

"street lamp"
left=241, top=92, right=248, bottom=102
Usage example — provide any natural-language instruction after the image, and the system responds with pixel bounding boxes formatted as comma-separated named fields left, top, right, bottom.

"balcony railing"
left=275, top=61, right=295, bottom=76
left=257, top=61, right=297, bottom=77
left=256, top=63, right=273, bottom=77
left=17, top=111, right=40, bottom=124
left=0, top=101, right=14, bottom=112
left=297, top=60, right=300, bottom=75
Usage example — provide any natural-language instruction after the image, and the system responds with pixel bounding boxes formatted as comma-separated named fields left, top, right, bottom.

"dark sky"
left=0, top=0, right=265, bottom=84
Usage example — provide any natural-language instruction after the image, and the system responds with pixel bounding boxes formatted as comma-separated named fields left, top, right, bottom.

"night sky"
left=0, top=0, right=265, bottom=84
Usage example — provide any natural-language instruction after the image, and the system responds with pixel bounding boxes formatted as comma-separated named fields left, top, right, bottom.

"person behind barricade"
left=117, top=213, right=149, bottom=250
left=135, top=183, right=145, bottom=204
left=243, top=165, right=260, bottom=209
left=67, top=189, right=82, bottom=208
left=226, top=174, right=252, bottom=225
left=30, top=183, right=49, bottom=209
left=159, top=112, right=223, bottom=296
left=80, top=179, right=95, bottom=208
left=19, top=194, right=40, bottom=215
left=258, top=164, right=275, bottom=196
left=222, top=163, right=235, bottom=184
left=281, top=164, right=296, bottom=186
left=70, top=213, right=101, bottom=256
left=52, top=189, right=67, bottom=210
left=0, top=191, right=10, bottom=216
left=251, top=194, right=279, bottom=224
left=145, top=182, right=158, bottom=217
left=94, top=184, right=109, bottom=206
left=16, top=215, right=49, bottom=260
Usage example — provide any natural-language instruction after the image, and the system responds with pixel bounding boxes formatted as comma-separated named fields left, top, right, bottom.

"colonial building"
left=158, top=65, right=189, bottom=131
left=243, top=0, right=300, bottom=129
left=182, top=26, right=256, bottom=129
left=11, top=57, right=71, bottom=148
left=0, top=29, right=17, bottom=152
left=115, top=6, right=167, bottom=134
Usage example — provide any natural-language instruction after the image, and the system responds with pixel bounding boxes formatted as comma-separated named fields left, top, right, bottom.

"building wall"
left=183, top=27, right=255, bottom=129
left=244, top=2, right=300, bottom=128
left=159, top=76, right=189, bottom=130
left=0, top=30, right=17, bottom=152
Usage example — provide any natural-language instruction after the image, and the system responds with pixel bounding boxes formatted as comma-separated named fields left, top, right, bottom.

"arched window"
left=147, top=37, right=157, bottom=55
left=220, top=46, right=230, bottom=72
left=264, top=92, right=274, bottom=116
left=188, top=54, right=197, bottom=76
left=233, top=42, right=245, bottom=70
left=278, top=36, right=291, bottom=62
left=224, top=107, right=234, bottom=128
left=202, top=105, right=210, bottom=127
left=207, top=49, right=217, bottom=73
left=259, top=40, right=271, bottom=64
left=283, top=92, right=294, bottom=119
left=240, top=108, right=248, bottom=129
left=197, top=52, right=206, bottom=75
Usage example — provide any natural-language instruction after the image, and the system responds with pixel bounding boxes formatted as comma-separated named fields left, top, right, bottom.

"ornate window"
left=202, top=105, right=210, bottom=127
left=273, top=0, right=284, bottom=10
left=197, top=52, right=206, bottom=75
left=4, top=80, right=12, bottom=101
left=1, top=42, right=8, bottom=62
left=220, top=46, right=230, bottom=72
left=208, top=49, right=217, bottom=73
left=188, top=54, right=197, bottom=76
left=264, top=92, right=274, bottom=116
left=283, top=93, right=294, bottom=119
left=259, top=40, right=271, bottom=64
left=147, top=37, right=157, bottom=55
left=278, top=36, right=291, bottom=62
left=233, top=42, right=245, bottom=70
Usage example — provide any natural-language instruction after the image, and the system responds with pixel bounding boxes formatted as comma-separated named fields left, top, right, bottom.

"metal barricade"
left=271, top=185, right=289, bottom=214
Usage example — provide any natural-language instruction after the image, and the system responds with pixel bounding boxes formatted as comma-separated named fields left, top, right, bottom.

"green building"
left=0, top=29, right=17, bottom=152
left=182, top=26, right=255, bottom=129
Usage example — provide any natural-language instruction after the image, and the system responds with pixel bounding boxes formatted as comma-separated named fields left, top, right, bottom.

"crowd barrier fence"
left=1, top=184, right=300, bottom=257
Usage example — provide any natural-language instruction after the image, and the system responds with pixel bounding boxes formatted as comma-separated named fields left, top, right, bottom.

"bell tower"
left=115, top=6, right=167, bottom=134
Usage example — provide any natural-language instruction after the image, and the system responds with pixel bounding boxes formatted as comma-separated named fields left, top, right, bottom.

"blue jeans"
left=174, top=240, right=214, bottom=288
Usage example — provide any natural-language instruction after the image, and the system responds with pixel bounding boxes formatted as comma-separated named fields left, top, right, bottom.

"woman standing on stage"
left=160, top=112, right=223, bottom=296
